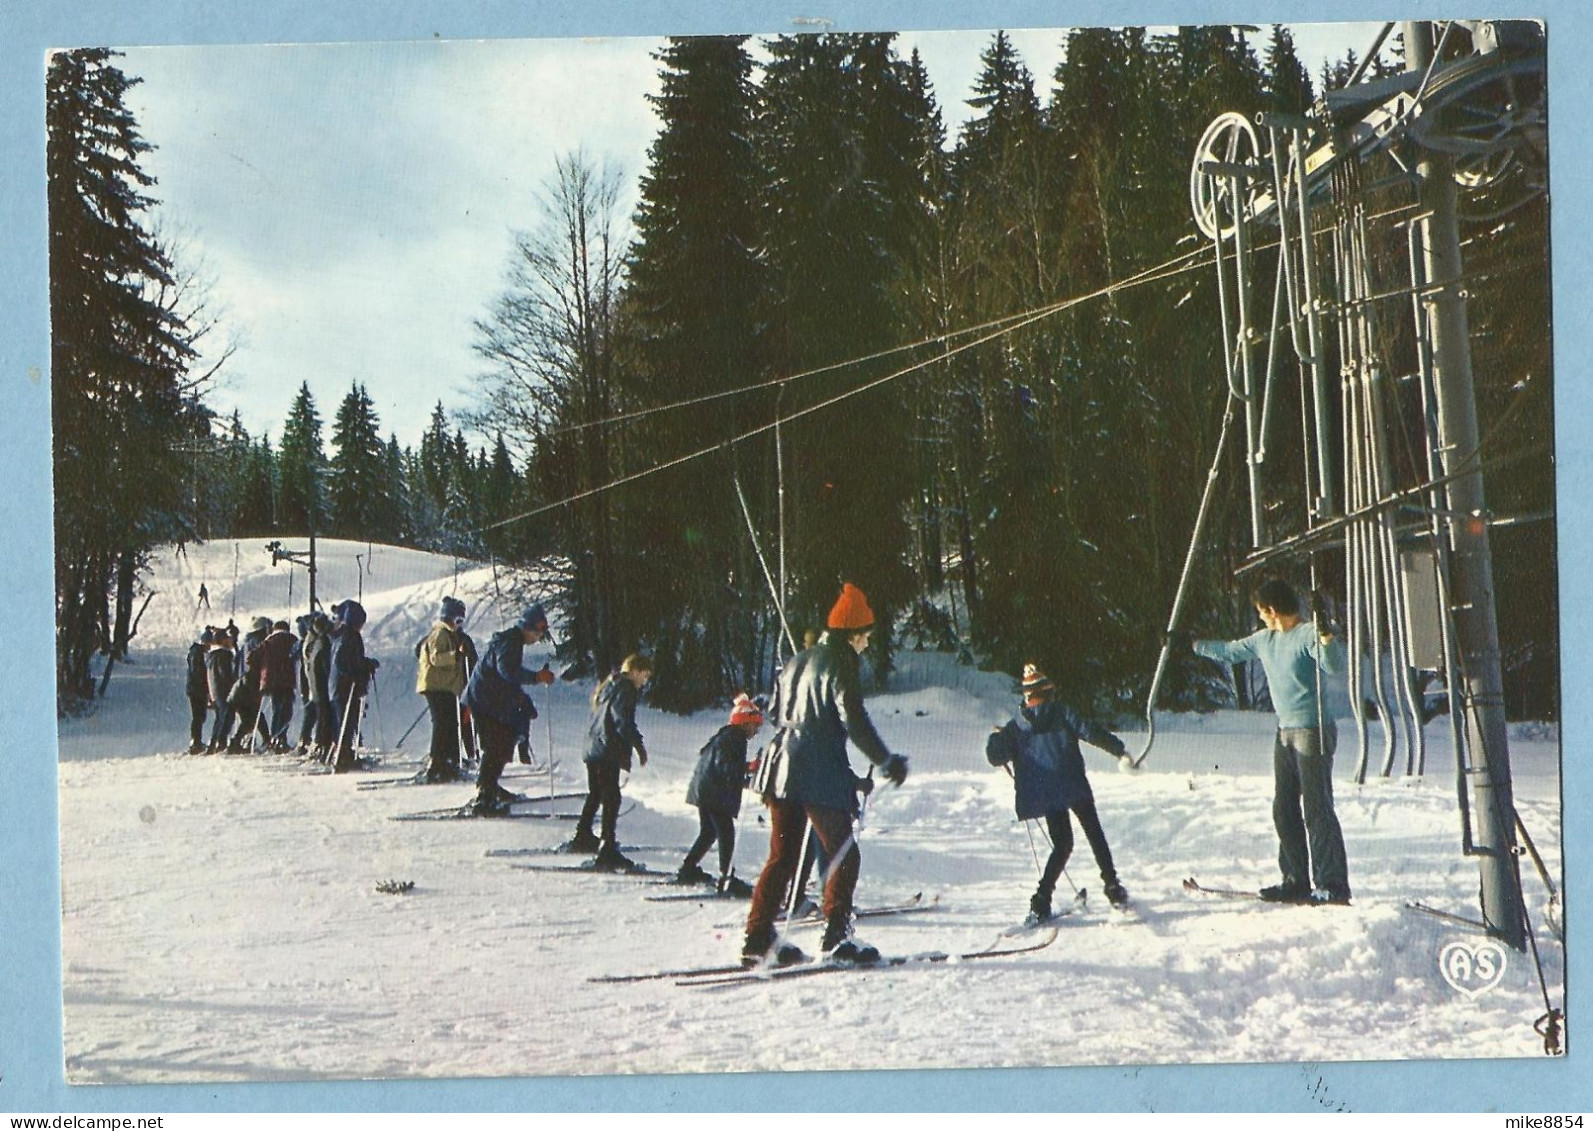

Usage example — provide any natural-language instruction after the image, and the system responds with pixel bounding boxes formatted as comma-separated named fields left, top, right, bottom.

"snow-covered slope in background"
left=56, top=539, right=1565, bottom=1084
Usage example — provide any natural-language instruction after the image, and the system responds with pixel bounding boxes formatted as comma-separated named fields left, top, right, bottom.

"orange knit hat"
left=826, top=582, right=875, bottom=631
left=729, top=693, right=763, bottom=727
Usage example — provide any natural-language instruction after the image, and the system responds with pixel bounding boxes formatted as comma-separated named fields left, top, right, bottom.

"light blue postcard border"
left=1, top=0, right=1585, bottom=1113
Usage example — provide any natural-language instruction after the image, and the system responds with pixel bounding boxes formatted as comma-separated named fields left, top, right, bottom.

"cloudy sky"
left=116, top=21, right=1384, bottom=450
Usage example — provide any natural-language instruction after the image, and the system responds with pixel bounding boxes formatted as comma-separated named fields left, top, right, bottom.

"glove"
left=534, top=664, right=556, bottom=685
left=517, top=742, right=532, bottom=765
left=857, top=775, right=875, bottom=797
left=368, top=658, right=381, bottom=673
left=636, top=744, right=648, bottom=768
left=882, top=754, right=909, bottom=787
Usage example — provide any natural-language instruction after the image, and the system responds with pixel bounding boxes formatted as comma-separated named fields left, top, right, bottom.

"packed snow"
left=56, top=539, right=1565, bottom=1084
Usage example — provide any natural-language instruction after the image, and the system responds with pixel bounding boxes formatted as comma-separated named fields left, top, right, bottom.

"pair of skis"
left=591, top=927, right=1060, bottom=988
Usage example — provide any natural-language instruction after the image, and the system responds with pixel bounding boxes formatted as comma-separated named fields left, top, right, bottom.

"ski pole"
left=394, top=703, right=428, bottom=749
left=335, top=682, right=358, bottom=763
left=369, top=668, right=387, bottom=749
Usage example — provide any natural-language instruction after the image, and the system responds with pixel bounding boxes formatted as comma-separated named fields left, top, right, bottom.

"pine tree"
left=327, top=382, right=386, bottom=539
left=49, top=48, right=199, bottom=704
left=277, top=382, right=325, bottom=534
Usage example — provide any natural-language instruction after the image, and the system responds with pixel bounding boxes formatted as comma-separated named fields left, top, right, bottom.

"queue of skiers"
left=185, top=599, right=378, bottom=769
left=178, top=574, right=1349, bottom=969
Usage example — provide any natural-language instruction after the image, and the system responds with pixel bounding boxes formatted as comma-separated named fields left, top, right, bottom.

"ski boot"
left=560, top=829, right=602, bottom=855
left=1258, top=881, right=1311, bottom=904
left=741, top=928, right=806, bottom=969
left=1025, top=891, right=1053, bottom=927
left=592, top=842, right=641, bottom=873
left=1308, top=887, right=1352, bottom=906
left=675, top=862, right=714, bottom=886
left=717, top=873, right=754, bottom=898
left=1103, top=880, right=1131, bottom=909
left=187, top=741, right=205, bottom=755
left=491, top=783, right=527, bottom=805
left=821, top=919, right=880, bottom=965
left=469, top=794, right=511, bottom=818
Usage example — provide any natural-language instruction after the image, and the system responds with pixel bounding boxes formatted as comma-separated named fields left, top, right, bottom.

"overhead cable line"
left=483, top=248, right=1212, bottom=533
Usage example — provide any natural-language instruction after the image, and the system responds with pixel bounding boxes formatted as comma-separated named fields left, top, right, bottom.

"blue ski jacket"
left=986, top=698, right=1127, bottom=819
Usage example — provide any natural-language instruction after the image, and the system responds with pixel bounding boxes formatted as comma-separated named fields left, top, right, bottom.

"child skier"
left=676, top=694, right=762, bottom=894
left=571, top=653, right=653, bottom=870
left=986, top=663, right=1133, bottom=922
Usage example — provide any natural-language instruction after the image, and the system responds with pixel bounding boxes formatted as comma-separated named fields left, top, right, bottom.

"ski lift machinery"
left=1162, top=20, right=1549, bottom=954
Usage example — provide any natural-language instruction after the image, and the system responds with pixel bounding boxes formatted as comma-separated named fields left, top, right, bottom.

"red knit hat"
left=826, top=582, right=875, bottom=631
left=729, top=693, right=763, bottom=727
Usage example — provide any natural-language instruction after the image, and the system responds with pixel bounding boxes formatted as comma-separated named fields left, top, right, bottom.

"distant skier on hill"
left=462, top=604, right=555, bottom=815
left=986, top=663, right=1133, bottom=923
left=1192, top=577, right=1349, bottom=906
left=675, top=694, right=763, bottom=893
left=570, top=653, right=653, bottom=869
left=328, top=599, right=379, bottom=772
left=416, top=596, right=469, bottom=783
left=740, top=582, right=909, bottom=967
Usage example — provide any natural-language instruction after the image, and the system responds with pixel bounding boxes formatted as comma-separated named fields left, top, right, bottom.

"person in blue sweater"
left=987, top=664, right=1133, bottom=922
left=462, top=604, right=555, bottom=815
left=1193, top=577, right=1350, bottom=905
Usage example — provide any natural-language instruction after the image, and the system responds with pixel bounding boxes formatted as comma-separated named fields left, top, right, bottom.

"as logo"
left=1438, top=939, right=1507, bottom=998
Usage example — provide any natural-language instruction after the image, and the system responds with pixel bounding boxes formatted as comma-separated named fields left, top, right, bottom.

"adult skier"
left=255, top=620, right=299, bottom=752
left=203, top=627, right=239, bottom=752
left=327, top=599, right=380, bottom=772
left=571, top=653, right=654, bottom=869
left=1192, top=577, right=1350, bottom=905
left=986, top=663, right=1133, bottom=923
left=676, top=693, right=762, bottom=893
left=740, top=582, right=909, bottom=967
left=462, top=605, right=556, bottom=815
left=416, top=596, right=469, bottom=783
left=185, top=629, right=213, bottom=753
left=229, top=616, right=272, bottom=750
left=299, top=612, right=334, bottom=759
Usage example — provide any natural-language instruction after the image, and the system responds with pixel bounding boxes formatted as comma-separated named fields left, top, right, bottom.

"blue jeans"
left=1273, top=722, right=1349, bottom=894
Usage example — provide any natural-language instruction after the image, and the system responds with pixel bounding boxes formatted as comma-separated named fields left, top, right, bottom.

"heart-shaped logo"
left=1439, top=939, right=1508, bottom=998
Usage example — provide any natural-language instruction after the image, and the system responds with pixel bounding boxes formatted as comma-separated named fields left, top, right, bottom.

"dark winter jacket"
left=463, top=626, right=540, bottom=734
left=256, top=628, right=298, bottom=696
left=686, top=724, right=750, bottom=816
left=329, top=601, right=376, bottom=701
left=985, top=698, right=1127, bottom=819
left=204, top=645, right=237, bottom=707
left=585, top=675, right=643, bottom=769
left=762, top=631, right=894, bottom=813
left=230, top=628, right=269, bottom=707
left=186, top=642, right=210, bottom=699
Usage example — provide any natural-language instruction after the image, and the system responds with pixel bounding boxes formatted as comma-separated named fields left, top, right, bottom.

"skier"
left=569, top=653, right=653, bottom=868
left=1192, top=577, right=1350, bottom=904
left=256, top=619, right=299, bottom=752
left=676, top=693, right=763, bottom=894
left=986, top=663, right=1133, bottom=923
left=196, top=583, right=209, bottom=611
left=740, top=582, right=909, bottom=967
left=457, top=620, right=480, bottom=767
left=416, top=596, right=469, bottom=783
left=327, top=599, right=380, bottom=773
left=462, top=605, right=555, bottom=815
left=184, top=629, right=213, bottom=753
left=228, top=616, right=272, bottom=751
left=298, top=612, right=334, bottom=759
left=203, top=627, right=239, bottom=752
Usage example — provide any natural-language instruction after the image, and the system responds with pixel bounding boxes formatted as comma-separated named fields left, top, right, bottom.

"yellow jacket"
left=415, top=622, right=465, bottom=695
